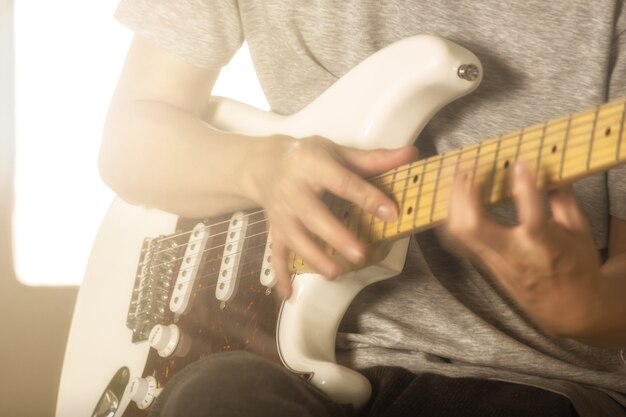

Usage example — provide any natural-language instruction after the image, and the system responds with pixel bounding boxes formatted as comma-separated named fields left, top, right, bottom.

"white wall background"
left=13, top=0, right=267, bottom=285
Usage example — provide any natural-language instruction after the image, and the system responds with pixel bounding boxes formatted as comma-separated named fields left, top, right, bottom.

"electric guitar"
left=56, top=35, right=626, bottom=417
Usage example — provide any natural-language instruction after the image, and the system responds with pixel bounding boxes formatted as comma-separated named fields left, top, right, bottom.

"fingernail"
left=376, top=204, right=397, bottom=221
left=347, top=246, right=365, bottom=265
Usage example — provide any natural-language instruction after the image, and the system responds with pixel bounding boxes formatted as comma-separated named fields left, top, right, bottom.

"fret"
left=429, top=155, right=449, bottom=223
left=411, top=161, right=428, bottom=230
left=371, top=170, right=397, bottom=241
left=473, top=139, right=499, bottom=203
left=398, top=162, right=423, bottom=235
left=488, top=131, right=522, bottom=203
left=560, top=107, right=597, bottom=179
left=451, top=142, right=481, bottom=204
left=538, top=116, right=569, bottom=186
left=617, top=99, right=626, bottom=160
left=533, top=123, right=547, bottom=189
left=558, top=115, right=573, bottom=181
left=431, top=151, right=462, bottom=224
left=395, top=166, right=410, bottom=236
left=381, top=167, right=401, bottom=240
left=414, top=156, right=444, bottom=229
left=586, top=107, right=600, bottom=171
left=485, top=135, right=502, bottom=204
left=588, top=100, right=626, bottom=172
left=470, top=141, right=482, bottom=189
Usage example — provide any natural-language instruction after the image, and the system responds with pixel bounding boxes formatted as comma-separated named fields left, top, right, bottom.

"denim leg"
left=148, top=351, right=355, bottom=417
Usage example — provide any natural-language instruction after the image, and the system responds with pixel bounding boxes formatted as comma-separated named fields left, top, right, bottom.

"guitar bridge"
left=126, top=234, right=184, bottom=343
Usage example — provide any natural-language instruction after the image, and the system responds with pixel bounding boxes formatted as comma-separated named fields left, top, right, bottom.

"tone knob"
left=128, top=376, right=161, bottom=410
left=149, top=324, right=190, bottom=358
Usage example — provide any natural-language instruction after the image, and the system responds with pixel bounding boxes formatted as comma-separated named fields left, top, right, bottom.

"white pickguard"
left=56, top=35, right=482, bottom=417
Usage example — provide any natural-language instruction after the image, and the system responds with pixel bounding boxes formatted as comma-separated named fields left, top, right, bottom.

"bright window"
left=13, top=0, right=267, bottom=285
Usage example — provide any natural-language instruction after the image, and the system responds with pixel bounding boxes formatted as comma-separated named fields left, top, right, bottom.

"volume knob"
left=128, top=376, right=161, bottom=409
left=149, top=324, right=190, bottom=358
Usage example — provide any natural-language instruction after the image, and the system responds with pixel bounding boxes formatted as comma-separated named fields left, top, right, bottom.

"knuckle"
left=447, top=213, right=479, bottom=240
left=334, top=173, right=354, bottom=196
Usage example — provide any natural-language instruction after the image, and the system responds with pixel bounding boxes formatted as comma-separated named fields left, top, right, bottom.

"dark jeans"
left=148, top=351, right=579, bottom=417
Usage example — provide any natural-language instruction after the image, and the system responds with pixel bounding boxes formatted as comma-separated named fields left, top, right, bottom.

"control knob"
left=149, top=324, right=191, bottom=358
left=128, top=376, right=161, bottom=410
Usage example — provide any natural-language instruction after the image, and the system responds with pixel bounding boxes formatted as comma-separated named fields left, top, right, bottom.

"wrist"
left=238, top=134, right=296, bottom=205
left=567, top=266, right=626, bottom=348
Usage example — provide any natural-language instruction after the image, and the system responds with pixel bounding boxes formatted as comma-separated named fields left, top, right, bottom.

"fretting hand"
left=243, top=135, right=418, bottom=298
left=445, top=162, right=605, bottom=339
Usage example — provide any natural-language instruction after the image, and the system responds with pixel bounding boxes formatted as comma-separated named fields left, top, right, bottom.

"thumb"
left=340, top=146, right=418, bottom=177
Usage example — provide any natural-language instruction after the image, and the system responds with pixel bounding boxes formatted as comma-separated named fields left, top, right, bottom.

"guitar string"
left=149, top=102, right=625, bottom=253
left=145, top=102, right=622, bottom=268
left=133, top=102, right=626, bottom=304
left=147, top=129, right=626, bottom=280
left=154, top=117, right=626, bottom=300
left=147, top=105, right=626, bottom=268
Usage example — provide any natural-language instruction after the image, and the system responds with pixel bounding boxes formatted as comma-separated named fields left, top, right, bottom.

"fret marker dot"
left=407, top=206, right=413, bottom=215
left=605, top=127, right=612, bottom=137
left=551, top=144, right=558, bottom=154
left=413, top=175, right=419, bottom=183
left=503, top=160, right=510, bottom=169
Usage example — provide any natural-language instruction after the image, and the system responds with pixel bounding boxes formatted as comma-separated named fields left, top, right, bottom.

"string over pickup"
left=260, top=229, right=276, bottom=288
left=216, top=211, right=248, bottom=302
left=169, top=222, right=210, bottom=315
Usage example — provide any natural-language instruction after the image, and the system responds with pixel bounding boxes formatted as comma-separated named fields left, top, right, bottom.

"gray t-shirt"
left=115, top=1, right=626, bottom=415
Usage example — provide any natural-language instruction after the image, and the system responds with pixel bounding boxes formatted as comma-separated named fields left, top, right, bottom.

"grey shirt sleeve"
left=114, top=0, right=244, bottom=69
left=608, top=2, right=626, bottom=220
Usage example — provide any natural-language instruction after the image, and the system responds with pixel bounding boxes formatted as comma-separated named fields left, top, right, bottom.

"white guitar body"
left=57, top=35, right=482, bottom=417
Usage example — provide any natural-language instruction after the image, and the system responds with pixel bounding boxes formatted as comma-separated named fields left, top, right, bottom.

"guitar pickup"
left=259, top=228, right=276, bottom=288
left=169, top=222, right=209, bottom=315
left=215, top=211, right=248, bottom=302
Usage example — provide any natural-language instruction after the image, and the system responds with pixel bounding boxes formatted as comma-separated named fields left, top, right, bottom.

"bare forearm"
left=100, top=99, right=284, bottom=218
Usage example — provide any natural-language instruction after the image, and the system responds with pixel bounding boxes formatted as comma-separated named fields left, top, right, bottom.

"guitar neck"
left=290, top=97, right=626, bottom=273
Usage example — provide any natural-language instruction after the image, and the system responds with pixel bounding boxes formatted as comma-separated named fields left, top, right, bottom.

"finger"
left=276, top=216, right=343, bottom=279
left=548, top=185, right=588, bottom=230
left=270, top=236, right=293, bottom=299
left=316, top=158, right=399, bottom=222
left=447, top=172, right=510, bottom=250
left=340, top=146, right=419, bottom=177
left=512, top=162, right=546, bottom=235
left=290, top=191, right=366, bottom=265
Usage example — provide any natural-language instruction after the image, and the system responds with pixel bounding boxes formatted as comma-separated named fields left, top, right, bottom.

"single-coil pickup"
left=259, top=228, right=276, bottom=288
left=215, top=211, right=248, bottom=302
left=170, top=223, right=209, bottom=315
